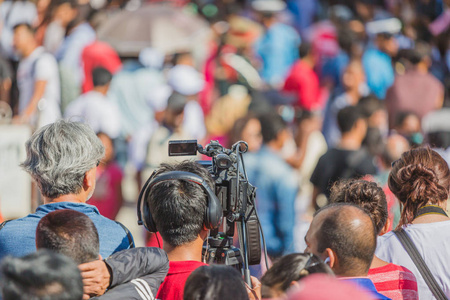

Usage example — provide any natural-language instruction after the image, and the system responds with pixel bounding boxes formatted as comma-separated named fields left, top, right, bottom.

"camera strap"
left=0, top=220, right=11, bottom=231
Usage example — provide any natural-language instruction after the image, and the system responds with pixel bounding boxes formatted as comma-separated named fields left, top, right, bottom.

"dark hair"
left=92, top=67, right=112, bottom=87
left=184, top=265, right=248, bottom=300
left=389, top=147, right=450, bottom=226
left=36, top=209, right=99, bottom=264
left=394, top=111, right=419, bottom=129
left=12, top=23, right=34, bottom=34
left=330, top=179, right=388, bottom=234
left=0, top=250, right=83, bottom=300
left=147, top=160, right=215, bottom=247
left=337, top=106, right=364, bottom=133
left=299, top=42, right=311, bottom=59
left=55, top=0, right=78, bottom=8
left=407, top=41, right=431, bottom=65
left=315, top=203, right=376, bottom=276
left=357, top=95, right=383, bottom=119
left=261, top=253, right=333, bottom=298
left=259, top=113, right=286, bottom=144
left=228, top=114, right=260, bottom=147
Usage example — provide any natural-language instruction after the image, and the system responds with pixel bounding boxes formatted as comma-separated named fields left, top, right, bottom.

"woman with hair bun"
left=375, top=147, right=450, bottom=299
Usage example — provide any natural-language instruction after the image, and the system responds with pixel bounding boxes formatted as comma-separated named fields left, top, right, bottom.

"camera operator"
left=0, top=120, right=133, bottom=262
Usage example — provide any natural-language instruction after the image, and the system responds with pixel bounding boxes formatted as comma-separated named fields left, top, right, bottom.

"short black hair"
left=147, top=160, right=215, bottom=247
left=337, top=106, right=364, bottom=133
left=13, top=23, right=34, bottom=33
left=261, top=253, right=333, bottom=298
left=36, top=209, right=99, bottom=264
left=259, top=113, right=286, bottom=144
left=54, top=0, right=78, bottom=8
left=0, top=250, right=83, bottom=300
left=92, top=67, right=112, bottom=87
left=184, top=265, right=248, bottom=300
left=330, top=179, right=388, bottom=234
left=357, top=95, right=383, bottom=119
left=315, top=203, right=376, bottom=276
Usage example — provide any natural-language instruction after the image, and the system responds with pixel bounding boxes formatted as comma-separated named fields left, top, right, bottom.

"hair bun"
left=396, top=164, right=447, bottom=204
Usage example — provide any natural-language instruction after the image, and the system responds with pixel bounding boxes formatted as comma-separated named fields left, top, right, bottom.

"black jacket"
left=93, top=247, right=169, bottom=300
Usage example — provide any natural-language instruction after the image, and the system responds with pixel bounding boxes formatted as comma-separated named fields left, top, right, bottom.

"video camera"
left=169, top=140, right=263, bottom=282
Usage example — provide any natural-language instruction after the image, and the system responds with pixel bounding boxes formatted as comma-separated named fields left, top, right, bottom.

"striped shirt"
left=368, top=263, right=418, bottom=300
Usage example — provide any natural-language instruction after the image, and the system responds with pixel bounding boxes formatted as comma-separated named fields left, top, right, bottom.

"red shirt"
left=368, top=263, right=418, bottom=300
left=156, top=261, right=208, bottom=300
left=283, top=60, right=322, bottom=111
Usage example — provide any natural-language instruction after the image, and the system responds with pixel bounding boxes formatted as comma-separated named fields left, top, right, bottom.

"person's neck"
left=266, top=141, right=282, bottom=153
left=23, top=45, right=38, bottom=58
left=302, top=56, right=314, bottom=69
left=414, top=63, right=428, bottom=74
left=338, top=134, right=362, bottom=150
left=92, top=86, right=108, bottom=96
left=164, top=238, right=204, bottom=262
left=370, top=255, right=389, bottom=269
left=43, top=194, right=87, bottom=204
left=346, top=89, right=360, bottom=105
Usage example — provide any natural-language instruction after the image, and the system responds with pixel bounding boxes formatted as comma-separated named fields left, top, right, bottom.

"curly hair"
left=330, top=179, right=388, bottom=234
left=389, top=147, right=450, bottom=226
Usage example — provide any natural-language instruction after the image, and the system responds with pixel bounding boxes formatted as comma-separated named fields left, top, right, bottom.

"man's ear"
left=98, top=254, right=102, bottom=260
left=84, top=167, right=97, bottom=191
left=325, top=248, right=337, bottom=269
left=380, top=218, right=391, bottom=236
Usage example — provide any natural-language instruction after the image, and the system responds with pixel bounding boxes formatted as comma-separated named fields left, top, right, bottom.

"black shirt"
left=310, top=147, right=377, bottom=198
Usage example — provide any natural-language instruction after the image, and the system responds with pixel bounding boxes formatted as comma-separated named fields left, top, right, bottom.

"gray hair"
left=21, top=120, right=105, bottom=199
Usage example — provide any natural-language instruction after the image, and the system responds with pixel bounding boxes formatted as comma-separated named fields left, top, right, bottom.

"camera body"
left=169, top=140, right=261, bottom=265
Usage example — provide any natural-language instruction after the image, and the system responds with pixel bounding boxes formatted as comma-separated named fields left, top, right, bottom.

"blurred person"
left=81, top=41, right=122, bottom=93
left=422, top=108, right=450, bottom=165
left=36, top=209, right=169, bottom=299
left=108, top=47, right=165, bottom=138
left=393, top=112, right=423, bottom=147
left=12, top=22, right=61, bottom=127
left=54, top=0, right=95, bottom=89
left=245, top=112, right=298, bottom=258
left=167, top=64, right=206, bottom=141
left=385, top=42, right=444, bottom=129
left=261, top=253, right=334, bottom=298
left=311, top=106, right=377, bottom=209
left=330, top=179, right=419, bottom=300
left=322, top=59, right=369, bottom=147
left=376, top=147, right=450, bottom=299
left=286, top=274, right=376, bottom=300
left=142, top=92, right=191, bottom=180
left=362, top=32, right=398, bottom=99
left=304, top=203, right=389, bottom=299
left=0, top=250, right=83, bottom=300
left=372, top=134, right=410, bottom=230
left=184, top=265, right=251, bottom=300
left=88, top=133, right=124, bottom=220
left=252, top=0, right=301, bottom=87
left=64, top=67, right=121, bottom=139
left=0, top=0, right=37, bottom=59
left=283, top=42, right=323, bottom=112
left=228, top=114, right=262, bottom=152
left=0, top=120, right=133, bottom=262
left=0, top=57, right=12, bottom=105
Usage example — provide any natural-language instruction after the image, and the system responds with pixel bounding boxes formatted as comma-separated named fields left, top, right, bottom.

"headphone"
left=137, top=171, right=223, bottom=233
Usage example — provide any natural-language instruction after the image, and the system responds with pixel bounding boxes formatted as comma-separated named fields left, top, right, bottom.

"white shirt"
left=376, top=221, right=450, bottom=299
left=64, top=90, right=121, bottom=139
left=17, top=46, right=61, bottom=127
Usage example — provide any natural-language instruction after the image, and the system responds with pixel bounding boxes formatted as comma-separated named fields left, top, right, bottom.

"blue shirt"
left=254, top=23, right=300, bottom=86
left=245, top=146, right=298, bottom=257
left=362, top=48, right=394, bottom=99
left=343, top=278, right=391, bottom=300
left=0, top=202, right=132, bottom=262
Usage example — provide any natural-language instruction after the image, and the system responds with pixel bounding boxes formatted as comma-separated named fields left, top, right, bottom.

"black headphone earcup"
left=204, top=194, right=223, bottom=230
left=143, top=198, right=158, bottom=233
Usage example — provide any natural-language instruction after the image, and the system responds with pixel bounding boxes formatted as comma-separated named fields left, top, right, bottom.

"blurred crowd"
left=1, top=0, right=450, bottom=299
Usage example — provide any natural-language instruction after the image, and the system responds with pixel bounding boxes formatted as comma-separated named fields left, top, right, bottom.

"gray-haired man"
left=0, top=120, right=133, bottom=261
